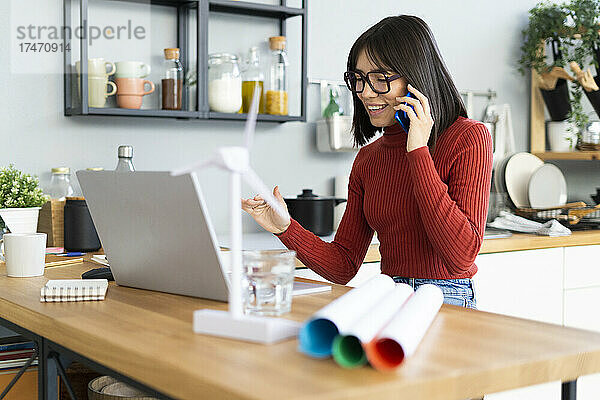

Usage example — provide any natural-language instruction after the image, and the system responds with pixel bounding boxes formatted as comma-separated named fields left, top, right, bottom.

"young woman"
left=242, top=15, right=492, bottom=308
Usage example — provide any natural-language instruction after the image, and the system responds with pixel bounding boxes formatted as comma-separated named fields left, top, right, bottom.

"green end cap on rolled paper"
left=332, top=335, right=368, bottom=368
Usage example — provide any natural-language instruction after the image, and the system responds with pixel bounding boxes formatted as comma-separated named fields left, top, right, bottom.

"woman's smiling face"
left=355, top=50, right=408, bottom=127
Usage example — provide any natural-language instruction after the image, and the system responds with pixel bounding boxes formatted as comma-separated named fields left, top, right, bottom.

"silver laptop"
left=77, top=170, right=229, bottom=301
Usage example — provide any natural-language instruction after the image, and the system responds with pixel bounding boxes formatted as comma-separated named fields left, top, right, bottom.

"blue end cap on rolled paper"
left=298, top=318, right=339, bottom=358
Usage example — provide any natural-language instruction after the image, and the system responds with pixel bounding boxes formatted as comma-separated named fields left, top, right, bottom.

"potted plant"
left=0, top=165, right=48, bottom=235
left=565, top=0, right=600, bottom=148
left=520, top=2, right=574, bottom=122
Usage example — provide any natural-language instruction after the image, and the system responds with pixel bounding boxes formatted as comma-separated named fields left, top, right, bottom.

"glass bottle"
left=162, top=48, right=183, bottom=110
left=48, top=167, right=74, bottom=200
left=208, top=53, right=243, bottom=113
left=241, top=47, right=265, bottom=114
left=322, top=86, right=344, bottom=118
left=266, top=36, right=289, bottom=116
left=115, top=145, right=135, bottom=172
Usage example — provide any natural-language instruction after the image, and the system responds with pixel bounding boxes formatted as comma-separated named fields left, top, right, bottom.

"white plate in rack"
left=504, top=152, right=544, bottom=208
left=528, top=163, right=567, bottom=208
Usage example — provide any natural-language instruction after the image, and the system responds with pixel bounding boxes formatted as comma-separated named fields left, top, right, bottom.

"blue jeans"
left=392, top=277, right=477, bottom=309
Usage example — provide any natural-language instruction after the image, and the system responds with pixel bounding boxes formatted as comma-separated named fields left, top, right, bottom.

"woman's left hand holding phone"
left=394, top=84, right=434, bottom=152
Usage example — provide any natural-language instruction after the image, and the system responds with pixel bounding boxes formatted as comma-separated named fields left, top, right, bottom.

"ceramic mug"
left=76, top=58, right=116, bottom=77
left=115, top=61, right=151, bottom=78
left=115, top=78, right=155, bottom=109
left=0, top=233, right=46, bottom=277
left=88, top=77, right=117, bottom=108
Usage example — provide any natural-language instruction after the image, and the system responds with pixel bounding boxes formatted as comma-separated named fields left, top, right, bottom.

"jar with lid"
left=64, top=197, right=101, bottom=252
left=266, top=36, right=289, bottom=116
left=241, top=47, right=265, bottom=113
left=48, top=167, right=74, bottom=200
left=115, top=145, right=135, bottom=172
left=208, top=53, right=242, bottom=113
left=162, top=48, right=183, bottom=110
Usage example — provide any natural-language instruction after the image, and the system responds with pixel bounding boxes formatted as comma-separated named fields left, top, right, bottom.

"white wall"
left=2, top=0, right=599, bottom=235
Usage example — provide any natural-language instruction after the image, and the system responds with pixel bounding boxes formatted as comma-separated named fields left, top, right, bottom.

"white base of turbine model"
left=172, top=87, right=300, bottom=344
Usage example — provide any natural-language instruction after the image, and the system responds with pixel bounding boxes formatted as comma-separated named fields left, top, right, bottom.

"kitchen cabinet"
left=563, top=245, right=600, bottom=400
left=473, top=249, right=563, bottom=400
left=473, top=248, right=563, bottom=325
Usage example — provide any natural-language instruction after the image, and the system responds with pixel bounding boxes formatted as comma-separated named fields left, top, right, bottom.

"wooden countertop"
left=479, top=230, right=600, bottom=254
left=2, top=261, right=600, bottom=399
left=359, top=230, right=600, bottom=263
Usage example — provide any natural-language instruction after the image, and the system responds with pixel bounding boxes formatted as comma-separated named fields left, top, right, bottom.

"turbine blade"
left=170, top=159, right=213, bottom=176
left=243, top=82, right=261, bottom=151
left=242, top=167, right=288, bottom=220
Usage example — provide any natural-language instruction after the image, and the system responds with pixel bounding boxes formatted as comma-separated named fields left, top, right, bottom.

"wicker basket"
left=515, top=202, right=600, bottom=226
left=577, top=142, right=600, bottom=151
left=88, top=376, right=158, bottom=400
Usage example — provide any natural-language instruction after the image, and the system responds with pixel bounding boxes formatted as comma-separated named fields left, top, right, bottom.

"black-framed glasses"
left=343, top=71, right=402, bottom=94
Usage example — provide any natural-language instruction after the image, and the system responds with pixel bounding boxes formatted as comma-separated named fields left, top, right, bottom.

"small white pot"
left=547, top=121, right=577, bottom=152
left=0, top=207, right=41, bottom=234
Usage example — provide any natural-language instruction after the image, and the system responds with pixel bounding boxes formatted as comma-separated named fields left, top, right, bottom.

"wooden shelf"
left=533, top=151, right=600, bottom=160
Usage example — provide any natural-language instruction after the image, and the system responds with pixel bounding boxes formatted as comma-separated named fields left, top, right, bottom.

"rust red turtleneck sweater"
left=276, top=117, right=493, bottom=285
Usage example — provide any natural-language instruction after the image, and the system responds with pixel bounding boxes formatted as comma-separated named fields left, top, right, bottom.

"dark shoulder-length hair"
left=347, top=15, right=467, bottom=147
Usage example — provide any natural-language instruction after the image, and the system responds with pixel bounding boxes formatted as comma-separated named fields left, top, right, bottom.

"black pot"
left=540, top=78, right=571, bottom=121
left=584, top=76, right=600, bottom=119
left=284, top=189, right=347, bottom=236
left=64, top=198, right=102, bottom=252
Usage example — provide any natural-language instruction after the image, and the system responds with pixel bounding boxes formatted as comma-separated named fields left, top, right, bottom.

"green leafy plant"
left=0, top=165, right=48, bottom=231
left=519, top=2, right=569, bottom=75
left=563, top=0, right=600, bottom=139
left=520, top=0, right=600, bottom=142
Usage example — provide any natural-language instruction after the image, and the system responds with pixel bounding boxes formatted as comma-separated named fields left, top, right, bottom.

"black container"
left=540, top=78, right=571, bottom=121
left=584, top=76, right=600, bottom=119
left=64, top=197, right=101, bottom=252
left=284, top=189, right=347, bottom=236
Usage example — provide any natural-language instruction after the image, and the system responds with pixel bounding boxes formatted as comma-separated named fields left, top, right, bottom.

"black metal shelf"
left=209, top=112, right=303, bottom=122
left=64, top=0, right=307, bottom=123
left=104, top=0, right=198, bottom=7
left=88, top=108, right=199, bottom=118
left=208, top=0, right=304, bottom=18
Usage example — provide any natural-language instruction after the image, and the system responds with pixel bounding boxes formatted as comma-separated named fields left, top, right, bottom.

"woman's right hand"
left=241, top=186, right=291, bottom=234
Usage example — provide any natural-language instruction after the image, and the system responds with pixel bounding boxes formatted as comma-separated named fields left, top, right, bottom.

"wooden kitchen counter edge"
left=3, top=263, right=600, bottom=400
left=352, top=230, right=600, bottom=266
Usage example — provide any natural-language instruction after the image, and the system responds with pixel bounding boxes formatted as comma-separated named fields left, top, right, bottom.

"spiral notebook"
left=40, top=279, right=108, bottom=302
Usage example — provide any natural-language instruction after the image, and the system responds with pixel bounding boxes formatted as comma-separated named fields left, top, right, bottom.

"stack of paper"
left=40, top=279, right=108, bottom=302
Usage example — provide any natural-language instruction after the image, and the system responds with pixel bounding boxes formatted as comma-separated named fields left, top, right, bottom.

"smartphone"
left=394, top=91, right=414, bottom=132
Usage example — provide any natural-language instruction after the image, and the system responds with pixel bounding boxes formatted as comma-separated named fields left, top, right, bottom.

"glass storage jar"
left=208, top=53, right=242, bottom=113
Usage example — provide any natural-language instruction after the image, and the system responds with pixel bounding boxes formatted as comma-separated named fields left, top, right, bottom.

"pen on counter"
left=56, top=252, right=86, bottom=257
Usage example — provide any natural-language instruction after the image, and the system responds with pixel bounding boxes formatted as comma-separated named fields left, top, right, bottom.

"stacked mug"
left=115, top=61, right=155, bottom=109
left=76, top=58, right=117, bottom=108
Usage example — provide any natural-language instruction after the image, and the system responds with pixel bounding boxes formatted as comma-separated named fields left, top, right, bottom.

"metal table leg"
left=38, top=338, right=58, bottom=400
left=562, top=380, right=577, bottom=400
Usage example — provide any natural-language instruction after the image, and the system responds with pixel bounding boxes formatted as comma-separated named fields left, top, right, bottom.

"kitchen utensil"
left=284, top=189, right=347, bottom=236
left=316, top=115, right=355, bottom=152
left=527, top=163, right=567, bottom=208
left=504, top=152, right=544, bottom=208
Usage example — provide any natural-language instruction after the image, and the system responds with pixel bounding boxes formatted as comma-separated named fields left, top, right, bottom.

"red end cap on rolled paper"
left=364, top=338, right=405, bottom=371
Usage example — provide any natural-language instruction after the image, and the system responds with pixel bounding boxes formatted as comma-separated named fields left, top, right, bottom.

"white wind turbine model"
left=171, top=87, right=300, bottom=344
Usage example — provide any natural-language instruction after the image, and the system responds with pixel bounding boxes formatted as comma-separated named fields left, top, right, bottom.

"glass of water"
left=242, top=250, right=296, bottom=316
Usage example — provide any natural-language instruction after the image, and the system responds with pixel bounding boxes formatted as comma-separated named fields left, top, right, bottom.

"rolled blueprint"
left=364, top=284, right=443, bottom=371
left=298, top=274, right=395, bottom=358
left=332, top=283, right=414, bottom=368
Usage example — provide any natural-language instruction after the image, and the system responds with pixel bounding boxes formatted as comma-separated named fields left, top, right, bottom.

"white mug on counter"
left=115, top=61, right=151, bottom=78
left=0, top=233, right=47, bottom=277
